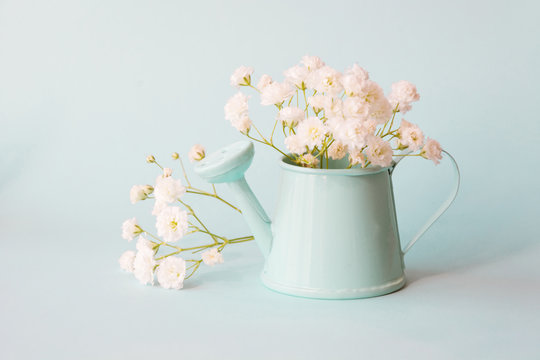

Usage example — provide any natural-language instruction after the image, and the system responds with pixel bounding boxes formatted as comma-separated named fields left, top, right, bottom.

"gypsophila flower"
left=188, top=144, right=205, bottom=162
left=156, top=206, right=189, bottom=243
left=224, top=92, right=252, bottom=133
left=349, top=149, right=366, bottom=167
left=398, top=120, right=424, bottom=151
left=296, top=117, right=329, bottom=150
left=201, top=248, right=224, bottom=266
left=343, top=97, right=370, bottom=121
left=163, top=167, right=173, bottom=177
left=342, top=65, right=369, bottom=97
left=365, top=136, right=393, bottom=167
left=257, top=74, right=273, bottom=90
left=152, top=200, right=167, bottom=216
left=119, top=250, right=136, bottom=273
left=284, top=65, right=309, bottom=89
left=154, top=175, right=186, bottom=204
left=156, top=256, right=186, bottom=290
left=308, top=94, right=329, bottom=112
left=260, top=82, right=295, bottom=106
left=328, top=141, right=348, bottom=160
left=388, top=80, right=420, bottom=113
left=122, top=218, right=142, bottom=241
left=130, top=185, right=153, bottom=204
left=299, top=153, right=320, bottom=168
left=284, top=134, right=307, bottom=155
left=422, top=138, right=442, bottom=164
left=306, top=66, right=343, bottom=96
left=301, top=55, right=325, bottom=72
left=136, top=236, right=154, bottom=254
left=277, top=107, right=305, bottom=128
left=133, top=250, right=156, bottom=285
left=230, top=66, right=254, bottom=87
left=340, top=120, right=370, bottom=150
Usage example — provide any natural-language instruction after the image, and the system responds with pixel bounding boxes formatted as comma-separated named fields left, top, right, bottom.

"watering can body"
left=195, top=141, right=459, bottom=299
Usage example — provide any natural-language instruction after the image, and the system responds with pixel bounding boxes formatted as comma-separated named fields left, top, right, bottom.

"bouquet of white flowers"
left=225, top=55, right=442, bottom=169
left=119, top=150, right=253, bottom=289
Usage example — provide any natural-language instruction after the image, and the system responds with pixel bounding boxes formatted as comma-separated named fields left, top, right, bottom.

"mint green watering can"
left=195, top=141, right=460, bottom=299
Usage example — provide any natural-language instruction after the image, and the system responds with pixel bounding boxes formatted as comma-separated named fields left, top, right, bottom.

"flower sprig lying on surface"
left=119, top=145, right=253, bottom=289
left=225, top=55, right=442, bottom=169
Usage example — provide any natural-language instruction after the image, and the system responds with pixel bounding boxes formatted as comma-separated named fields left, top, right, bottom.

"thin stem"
left=186, top=189, right=241, bottom=213
left=178, top=157, right=191, bottom=187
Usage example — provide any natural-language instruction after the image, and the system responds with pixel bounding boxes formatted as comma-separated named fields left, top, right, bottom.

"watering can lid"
left=194, top=141, right=254, bottom=182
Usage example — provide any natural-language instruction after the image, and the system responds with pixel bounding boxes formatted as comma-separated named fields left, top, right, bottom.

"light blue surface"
left=1, top=0, right=539, bottom=358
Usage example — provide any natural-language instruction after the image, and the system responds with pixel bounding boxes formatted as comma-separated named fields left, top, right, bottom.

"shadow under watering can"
left=194, top=141, right=460, bottom=299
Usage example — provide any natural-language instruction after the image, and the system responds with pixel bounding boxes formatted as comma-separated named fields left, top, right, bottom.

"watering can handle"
left=395, top=150, right=461, bottom=254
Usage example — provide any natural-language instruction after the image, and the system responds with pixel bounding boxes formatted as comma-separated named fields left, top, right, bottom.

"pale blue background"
left=1, top=0, right=539, bottom=359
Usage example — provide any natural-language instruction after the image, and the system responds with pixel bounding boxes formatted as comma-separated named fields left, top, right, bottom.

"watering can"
left=194, top=141, right=460, bottom=299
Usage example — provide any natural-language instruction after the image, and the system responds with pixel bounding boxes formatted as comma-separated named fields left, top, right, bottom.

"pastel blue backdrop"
left=1, top=0, right=538, bottom=359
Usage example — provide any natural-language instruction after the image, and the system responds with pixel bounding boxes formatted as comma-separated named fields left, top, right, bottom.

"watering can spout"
left=194, top=141, right=272, bottom=258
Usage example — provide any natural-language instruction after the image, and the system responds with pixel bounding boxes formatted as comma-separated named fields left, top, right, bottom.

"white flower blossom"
left=230, top=66, right=254, bottom=87
left=343, top=97, right=370, bottom=121
left=156, top=256, right=186, bottom=290
left=188, top=144, right=205, bottom=162
left=163, top=167, right=173, bottom=177
left=296, top=116, right=329, bottom=150
left=388, top=80, right=420, bottom=113
left=306, top=66, right=343, bottom=96
left=284, top=134, right=307, bottom=155
left=308, top=94, right=329, bottom=112
left=368, top=96, right=393, bottom=124
left=122, top=218, right=142, bottom=241
left=119, top=250, right=136, bottom=273
left=349, top=148, right=366, bottom=167
left=136, top=236, right=154, bottom=254
left=225, top=92, right=252, bottom=133
left=301, top=55, right=325, bottom=72
left=339, top=120, right=370, bottom=151
left=260, top=82, right=295, bottom=106
left=327, top=141, right=348, bottom=160
left=422, top=138, right=442, bottom=164
left=398, top=120, right=424, bottom=151
left=342, top=65, right=369, bottom=97
left=154, top=175, right=186, bottom=204
left=130, top=185, right=153, bottom=204
left=152, top=200, right=167, bottom=216
left=365, top=136, right=393, bottom=167
left=156, top=206, right=189, bottom=243
left=133, top=250, right=156, bottom=285
left=284, top=65, right=309, bottom=89
left=201, top=248, right=224, bottom=266
left=257, top=74, right=273, bottom=90
left=277, top=106, right=305, bottom=127
left=299, top=153, right=320, bottom=168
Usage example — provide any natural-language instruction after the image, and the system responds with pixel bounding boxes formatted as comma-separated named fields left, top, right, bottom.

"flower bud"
left=188, top=144, right=206, bottom=162
left=146, top=155, right=155, bottom=163
left=163, top=167, right=173, bottom=177
left=171, top=152, right=179, bottom=160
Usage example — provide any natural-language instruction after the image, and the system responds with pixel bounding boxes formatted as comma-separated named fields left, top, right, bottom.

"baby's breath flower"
left=365, top=136, right=393, bottom=167
left=230, top=66, right=254, bottom=87
left=130, top=185, right=154, bottom=204
left=398, top=120, right=424, bottom=151
left=188, top=144, right=205, bottom=162
left=201, top=248, right=224, bottom=266
left=156, top=256, right=186, bottom=290
left=299, top=153, right=320, bottom=168
left=156, top=206, right=189, bottom=243
left=119, top=250, right=136, bottom=272
left=421, top=138, right=442, bottom=165
left=122, top=218, right=142, bottom=241
left=133, top=250, right=156, bottom=285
